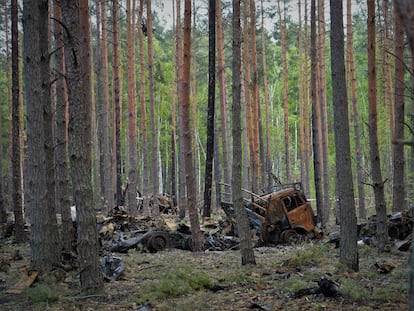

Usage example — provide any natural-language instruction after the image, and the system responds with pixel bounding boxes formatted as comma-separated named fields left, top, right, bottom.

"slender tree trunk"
left=176, top=0, right=187, bottom=219
left=242, top=0, right=254, bottom=191
left=278, top=0, right=290, bottom=183
left=53, top=1, right=74, bottom=254
left=249, top=0, right=261, bottom=190
left=346, top=0, right=366, bottom=220
left=170, top=0, right=178, bottom=208
left=298, top=0, right=307, bottom=194
left=391, top=6, right=406, bottom=213
left=216, top=0, right=232, bottom=197
left=126, top=0, right=138, bottom=214
left=367, top=0, right=388, bottom=252
left=318, top=0, right=330, bottom=225
left=192, top=0, right=199, bottom=196
left=147, top=0, right=160, bottom=213
left=112, top=0, right=122, bottom=207
left=232, top=0, right=256, bottom=265
left=311, top=0, right=324, bottom=226
left=182, top=0, right=203, bottom=251
left=95, top=0, right=103, bottom=205
left=60, top=0, right=103, bottom=293
left=100, top=0, right=113, bottom=212
left=203, top=0, right=216, bottom=218
left=137, top=0, right=150, bottom=214
left=0, top=5, right=4, bottom=223
left=303, top=0, right=311, bottom=197
left=11, top=0, right=24, bottom=242
left=330, top=0, right=358, bottom=272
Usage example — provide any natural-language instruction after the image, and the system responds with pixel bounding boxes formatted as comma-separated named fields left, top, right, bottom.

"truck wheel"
left=281, top=229, right=300, bottom=244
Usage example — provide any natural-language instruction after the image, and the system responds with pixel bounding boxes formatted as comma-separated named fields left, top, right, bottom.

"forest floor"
left=0, top=215, right=410, bottom=311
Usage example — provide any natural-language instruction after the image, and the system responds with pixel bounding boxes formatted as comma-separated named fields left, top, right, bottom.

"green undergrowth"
left=134, top=264, right=213, bottom=304
left=22, top=274, right=63, bottom=307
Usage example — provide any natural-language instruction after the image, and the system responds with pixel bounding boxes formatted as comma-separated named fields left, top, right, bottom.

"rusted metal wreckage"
left=222, top=182, right=322, bottom=245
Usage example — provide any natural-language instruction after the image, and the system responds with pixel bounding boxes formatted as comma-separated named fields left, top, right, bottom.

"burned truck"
left=222, top=183, right=322, bottom=245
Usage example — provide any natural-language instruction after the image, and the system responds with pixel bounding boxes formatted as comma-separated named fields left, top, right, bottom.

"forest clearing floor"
left=0, top=221, right=410, bottom=311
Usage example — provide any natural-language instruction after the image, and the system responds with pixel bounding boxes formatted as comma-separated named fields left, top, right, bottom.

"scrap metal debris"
left=294, top=275, right=340, bottom=298
left=102, top=256, right=125, bottom=281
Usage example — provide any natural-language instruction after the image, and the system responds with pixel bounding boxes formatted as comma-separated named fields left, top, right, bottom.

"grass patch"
left=23, top=283, right=60, bottom=305
left=281, top=276, right=311, bottom=292
left=340, top=278, right=370, bottom=301
left=284, top=244, right=330, bottom=267
left=221, top=269, right=254, bottom=285
left=137, top=265, right=213, bottom=303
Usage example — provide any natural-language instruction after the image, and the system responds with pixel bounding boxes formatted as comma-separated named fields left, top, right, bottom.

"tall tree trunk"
left=216, top=0, right=232, bottom=198
left=137, top=0, right=150, bottom=214
left=170, top=0, right=177, bottom=208
left=391, top=1, right=414, bottom=307
left=24, top=0, right=61, bottom=268
left=242, top=0, right=254, bottom=191
left=330, top=0, right=358, bottom=272
left=182, top=0, right=203, bottom=251
left=391, top=6, right=406, bottom=213
left=60, top=0, right=104, bottom=293
left=192, top=0, right=199, bottom=196
left=112, top=0, right=122, bottom=207
left=203, top=0, right=215, bottom=218
left=278, top=0, right=290, bottom=183
left=380, top=0, right=394, bottom=166
left=0, top=5, right=4, bottom=224
left=176, top=0, right=187, bottom=219
left=303, top=0, right=311, bottom=196
left=126, top=0, right=138, bottom=214
left=11, top=0, right=24, bottom=242
left=346, top=0, right=366, bottom=220
left=367, top=0, right=388, bottom=252
left=249, top=0, right=261, bottom=190
left=318, top=0, right=330, bottom=225
left=53, top=1, right=74, bottom=254
left=298, top=0, right=305, bottom=191
left=311, top=0, right=324, bottom=226
left=94, top=0, right=103, bottom=205
left=232, top=0, right=256, bottom=265
left=100, top=0, right=113, bottom=212
left=147, top=0, right=160, bottom=213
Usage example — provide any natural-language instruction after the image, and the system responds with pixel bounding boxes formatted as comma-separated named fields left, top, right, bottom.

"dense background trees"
left=0, top=0, right=412, bottom=292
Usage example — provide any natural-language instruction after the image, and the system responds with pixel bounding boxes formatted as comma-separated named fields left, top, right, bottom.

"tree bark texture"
left=216, top=0, right=232, bottom=197
left=112, top=0, right=122, bottom=207
left=367, top=0, right=388, bottom=251
left=330, top=0, right=359, bottom=272
left=310, top=0, right=325, bottom=226
left=126, top=0, right=138, bottom=214
left=182, top=0, right=203, bottom=250
left=391, top=8, right=406, bottom=213
left=318, top=0, right=330, bottom=225
left=12, top=0, right=25, bottom=243
left=346, top=0, right=366, bottom=220
left=147, top=0, right=160, bottom=207
left=53, top=1, right=74, bottom=254
left=232, top=0, right=256, bottom=266
left=24, top=0, right=62, bottom=270
left=60, top=0, right=103, bottom=292
left=203, top=0, right=216, bottom=218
